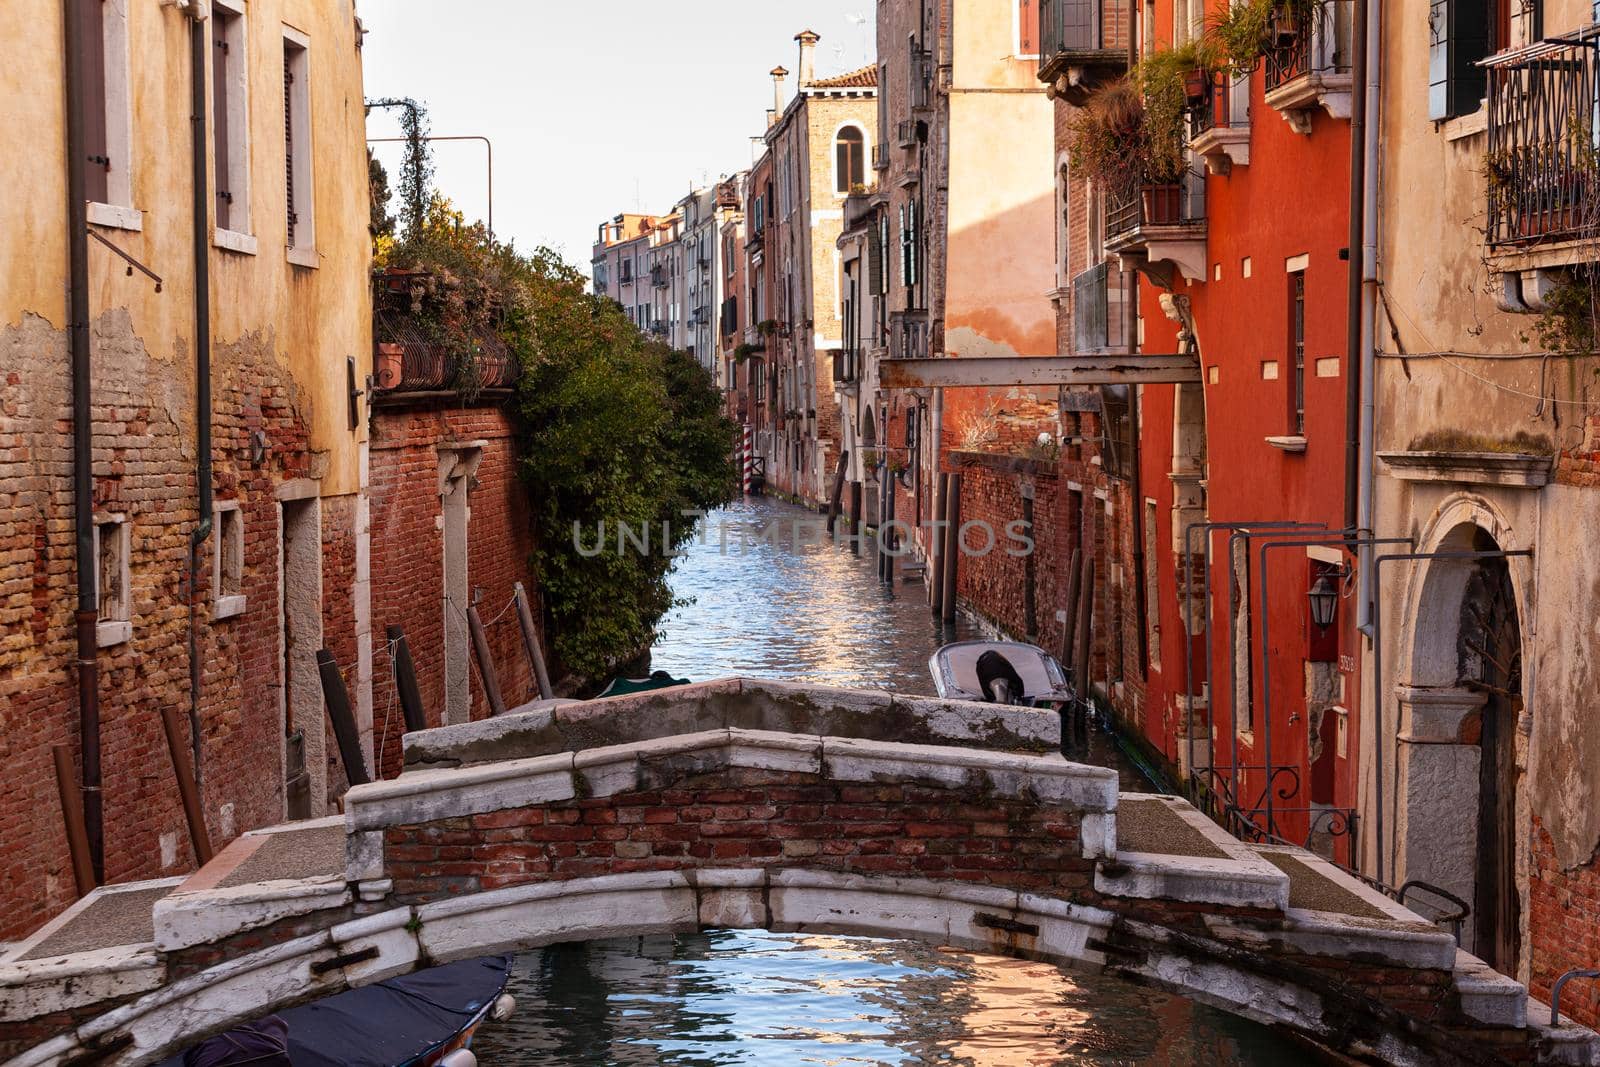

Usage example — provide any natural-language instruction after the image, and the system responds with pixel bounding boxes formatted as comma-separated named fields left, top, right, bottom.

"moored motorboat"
left=929, top=640, right=1073, bottom=706
left=157, top=955, right=515, bottom=1067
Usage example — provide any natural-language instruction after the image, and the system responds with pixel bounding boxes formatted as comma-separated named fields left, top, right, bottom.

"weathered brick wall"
left=0, top=312, right=353, bottom=940
left=367, top=403, right=540, bottom=779
left=1530, top=817, right=1600, bottom=1027
left=383, top=770, right=1092, bottom=900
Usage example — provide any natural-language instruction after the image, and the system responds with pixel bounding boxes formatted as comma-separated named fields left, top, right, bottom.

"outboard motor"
left=976, top=650, right=1026, bottom=705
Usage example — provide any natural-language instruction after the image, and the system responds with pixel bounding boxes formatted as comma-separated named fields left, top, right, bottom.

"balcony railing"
left=1485, top=29, right=1600, bottom=248
left=1264, top=0, right=1353, bottom=92
left=651, top=265, right=669, bottom=288
left=1105, top=167, right=1207, bottom=238
left=1040, top=0, right=1127, bottom=69
left=873, top=142, right=891, bottom=170
left=888, top=311, right=930, bottom=361
left=896, top=118, right=920, bottom=147
left=1071, top=261, right=1133, bottom=353
left=373, top=310, right=517, bottom=396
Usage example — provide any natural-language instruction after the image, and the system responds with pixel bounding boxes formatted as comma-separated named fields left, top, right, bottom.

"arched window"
left=835, top=127, right=865, bottom=193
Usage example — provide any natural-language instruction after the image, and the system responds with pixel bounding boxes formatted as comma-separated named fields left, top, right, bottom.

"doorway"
left=280, top=496, right=323, bottom=818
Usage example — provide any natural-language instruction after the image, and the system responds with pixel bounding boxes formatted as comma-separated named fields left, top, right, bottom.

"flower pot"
left=1184, top=69, right=1209, bottom=104
left=374, top=342, right=405, bottom=391
left=1141, top=184, right=1184, bottom=225
left=1270, top=9, right=1299, bottom=45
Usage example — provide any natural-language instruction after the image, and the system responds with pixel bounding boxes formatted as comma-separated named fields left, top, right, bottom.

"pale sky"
left=360, top=1, right=879, bottom=266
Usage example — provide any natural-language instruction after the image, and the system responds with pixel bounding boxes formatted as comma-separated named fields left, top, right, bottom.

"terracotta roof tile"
left=808, top=64, right=878, bottom=89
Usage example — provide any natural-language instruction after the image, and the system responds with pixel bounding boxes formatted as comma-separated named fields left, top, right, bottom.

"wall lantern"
left=1308, top=574, right=1340, bottom=630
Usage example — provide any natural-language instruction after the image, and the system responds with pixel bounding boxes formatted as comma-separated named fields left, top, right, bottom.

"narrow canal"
left=473, top=498, right=1315, bottom=1063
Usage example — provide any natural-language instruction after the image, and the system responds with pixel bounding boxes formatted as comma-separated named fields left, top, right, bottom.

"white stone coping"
left=1094, top=795, right=1289, bottom=911
left=1454, top=948, right=1529, bottom=1028
left=152, top=879, right=352, bottom=953
left=350, top=728, right=1119, bottom=835
left=400, top=675, right=1062, bottom=768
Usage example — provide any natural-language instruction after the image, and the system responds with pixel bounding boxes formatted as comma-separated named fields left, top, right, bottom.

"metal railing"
left=1105, top=166, right=1206, bottom=238
left=1485, top=28, right=1600, bottom=247
left=1264, top=0, right=1353, bottom=92
left=1071, top=261, right=1133, bottom=352
left=1040, top=0, right=1125, bottom=66
left=373, top=311, right=517, bottom=395
left=872, top=142, right=890, bottom=170
left=1189, top=71, right=1250, bottom=137
left=896, top=118, right=919, bottom=147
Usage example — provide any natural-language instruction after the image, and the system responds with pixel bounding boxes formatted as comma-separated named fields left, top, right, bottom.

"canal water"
left=474, top=498, right=1309, bottom=1063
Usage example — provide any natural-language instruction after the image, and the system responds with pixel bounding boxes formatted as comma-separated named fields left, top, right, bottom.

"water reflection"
left=651, top=498, right=982, bottom=695
left=471, top=930, right=1318, bottom=1065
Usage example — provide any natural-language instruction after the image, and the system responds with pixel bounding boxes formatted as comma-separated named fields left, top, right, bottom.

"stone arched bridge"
left=3, top=679, right=1596, bottom=1066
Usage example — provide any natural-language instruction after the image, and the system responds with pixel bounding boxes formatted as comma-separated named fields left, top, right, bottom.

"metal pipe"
left=1370, top=548, right=1531, bottom=884
left=159, top=702, right=214, bottom=865
left=366, top=135, right=494, bottom=237
left=1181, top=521, right=1322, bottom=800
left=467, top=604, right=507, bottom=715
left=187, top=12, right=214, bottom=792
left=1257, top=534, right=1409, bottom=841
left=1343, top=0, right=1368, bottom=532
left=1355, top=0, right=1383, bottom=633
left=512, top=583, right=554, bottom=700
left=65, top=0, right=103, bottom=886
left=53, top=744, right=95, bottom=898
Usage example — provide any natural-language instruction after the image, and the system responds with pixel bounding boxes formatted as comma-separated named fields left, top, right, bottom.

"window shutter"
left=868, top=220, right=884, bottom=295
left=1429, top=0, right=1490, bottom=120
left=80, top=0, right=110, bottom=203
left=284, top=51, right=296, bottom=245
left=213, top=21, right=231, bottom=231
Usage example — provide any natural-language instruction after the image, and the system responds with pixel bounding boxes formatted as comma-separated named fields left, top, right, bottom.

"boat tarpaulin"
left=157, top=955, right=511, bottom=1067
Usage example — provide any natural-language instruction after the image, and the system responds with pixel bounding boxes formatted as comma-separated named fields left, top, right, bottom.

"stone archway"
left=1393, top=503, right=1532, bottom=976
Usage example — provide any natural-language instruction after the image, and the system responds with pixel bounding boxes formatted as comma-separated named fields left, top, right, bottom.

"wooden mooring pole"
left=52, top=744, right=96, bottom=897
left=317, top=649, right=372, bottom=788
left=386, top=625, right=429, bottom=734
left=930, top=472, right=948, bottom=615
left=467, top=604, right=508, bottom=715
left=513, top=582, right=554, bottom=700
left=159, top=702, right=214, bottom=864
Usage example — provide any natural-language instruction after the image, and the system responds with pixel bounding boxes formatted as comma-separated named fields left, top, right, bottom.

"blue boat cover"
left=157, top=955, right=511, bottom=1067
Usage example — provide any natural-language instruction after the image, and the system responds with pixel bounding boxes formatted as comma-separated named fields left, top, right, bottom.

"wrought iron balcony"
left=1104, top=167, right=1208, bottom=284
left=1071, top=261, right=1134, bottom=353
left=872, top=142, right=890, bottom=171
left=1263, top=0, right=1354, bottom=132
left=896, top=118, right=920, bottom=148
left=1038, top=0, right=1128, bottom=105
left=373, top=311, right=517, bottom=399
left=651, top=265, right=669, bottom=288
left=1188, top=72, right=1252, bottom=173
left=1485, top=29, right=1600, bottom=249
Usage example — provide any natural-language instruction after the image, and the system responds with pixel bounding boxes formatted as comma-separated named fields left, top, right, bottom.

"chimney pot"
left=794, top=29, right=820, bottom=86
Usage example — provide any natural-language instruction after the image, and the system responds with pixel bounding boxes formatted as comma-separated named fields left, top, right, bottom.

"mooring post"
left=52, top=744, right=96, bottom=897
left=930, top=472, right=948, bottom=615
left=158, top=702, right=214, bottom=863
left=513, top=582, right=554, bottom=700
left=467, top=604, right=508, bottom=715
left=827, top=452, right=848, bottom=534
left=941, top=473, right=961, bottom=622
left=849, top=481, right=863, bottom=555
left=1073, top=556, right=1095, bottom=699
left=386, top=625, right=428, bottom=734
left=317, top=649, right=372, bottom=788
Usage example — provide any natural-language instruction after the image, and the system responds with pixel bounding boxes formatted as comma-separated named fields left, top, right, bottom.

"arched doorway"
left=1397, top=519, right=1526, bottom=975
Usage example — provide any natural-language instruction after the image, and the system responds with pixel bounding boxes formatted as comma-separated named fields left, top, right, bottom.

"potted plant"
left=1184, top=68, right=1209, bottom=105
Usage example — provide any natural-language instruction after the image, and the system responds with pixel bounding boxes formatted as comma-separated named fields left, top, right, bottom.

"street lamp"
left=1308, top=574, right=1340, bottom=629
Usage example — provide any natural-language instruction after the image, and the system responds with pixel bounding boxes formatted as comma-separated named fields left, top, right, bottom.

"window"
left=94, top=515, right=130, bottom=647
left=835, top=126, right=865, bottom=193
left=78, top=0, right=136, bottom=227
left=1428, top=0, right=1508, bottom=119
left=215, top=503, right=246, bottom=619
left=212, top=1, right=252, bottom=241
left=1018, top=0, right=1040, bottom=55
left=1099, top=385, right=1134, bottom=479
left=282, top=29, right=315, bottom=264
left=1289, top=270, right=1306, bottom=435
left=899, top=201, right=920, bottom=289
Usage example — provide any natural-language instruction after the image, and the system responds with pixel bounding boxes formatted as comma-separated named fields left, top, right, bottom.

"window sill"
left=96, top=620, right=132, bottom=648
left=87, top=202, right=143, bottom=232
left=214, top=228, right=258, bottom=255
left=1441, top=107, right=1487, bottom=142
left=215, top=594, right=247, bottom=620
left=287, top=246, right=319, bottom=269
left=1266, top=435, right=1307, bottom=453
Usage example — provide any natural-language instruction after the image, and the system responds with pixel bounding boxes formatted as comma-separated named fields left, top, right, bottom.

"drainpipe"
left=64, top=0, right=103, bottom=885
left=186, top=8, right=213, bottom=788
left=1343, top=0, right=1366, bottom=533
left=1355, top=0, right=1381, bottom=636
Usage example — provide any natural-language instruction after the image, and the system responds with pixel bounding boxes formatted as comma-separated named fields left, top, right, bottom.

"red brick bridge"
left=2, top=680, right=1596, bottom=1066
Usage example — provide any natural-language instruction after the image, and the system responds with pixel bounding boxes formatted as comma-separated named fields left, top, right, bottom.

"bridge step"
left=1454, top=950, right=1529, bottom=1027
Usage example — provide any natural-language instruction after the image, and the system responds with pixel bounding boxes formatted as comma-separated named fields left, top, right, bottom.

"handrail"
left=1397, top=879, right=1470, bottom=942
left=1552, top=969, right=1600, bottom=1025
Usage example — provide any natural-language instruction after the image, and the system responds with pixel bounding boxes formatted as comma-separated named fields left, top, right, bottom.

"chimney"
left=770, top=66, right=789, bottom=123
left=794, top=29, right=820, bottom=86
